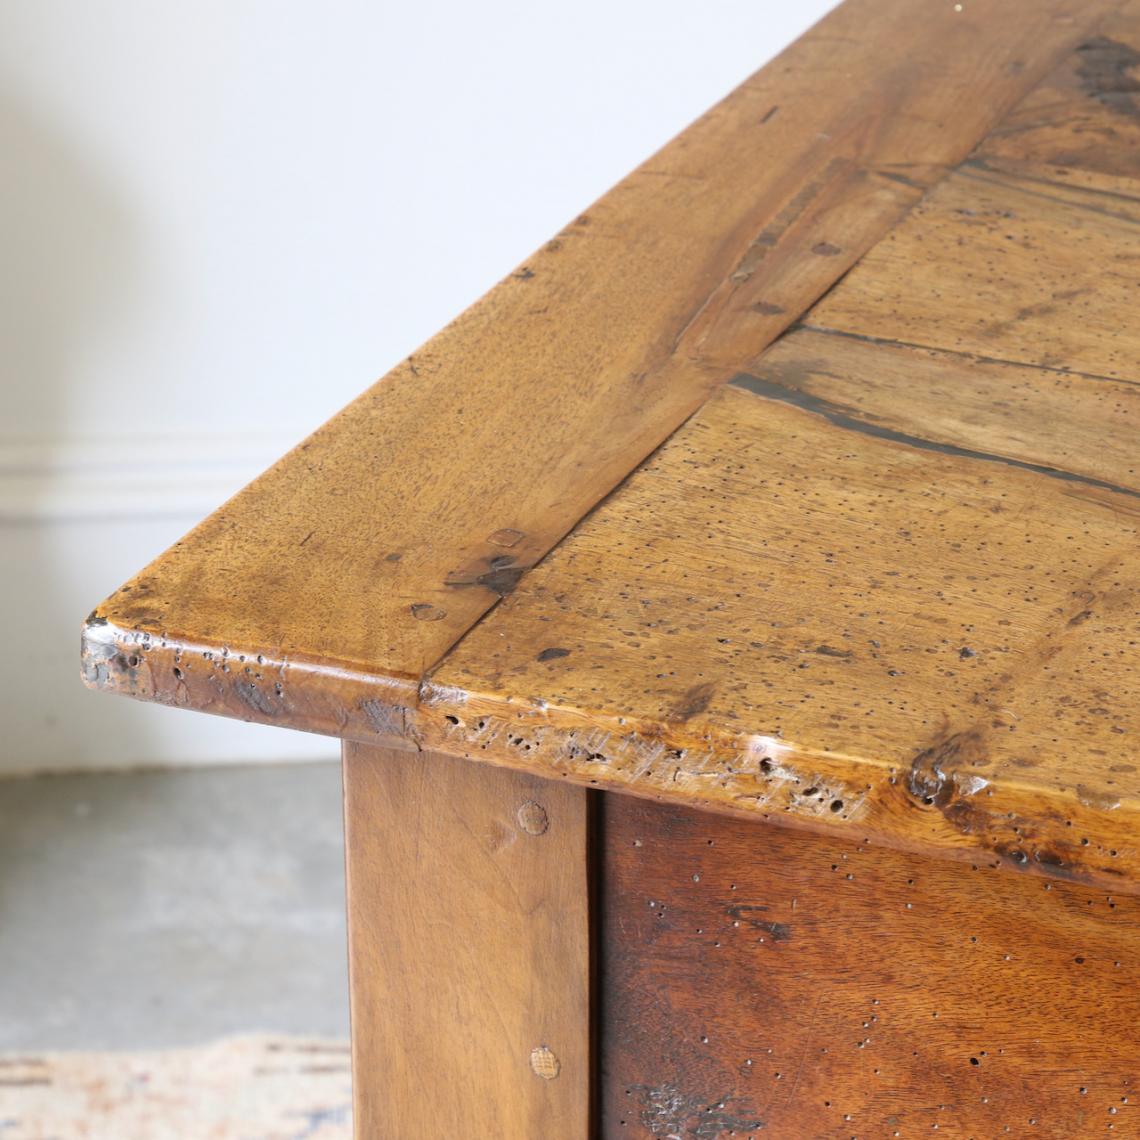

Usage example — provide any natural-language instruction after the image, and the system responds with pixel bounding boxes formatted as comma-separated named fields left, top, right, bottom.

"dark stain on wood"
left=233, top=678, right=283, bottom=718
left=726, top=904, right=792, bottom=942
left=537, top=647, right=571, bottom=662
left=360, top=698, right=408, bottom=737
left=1076, top=36, right=1140, bottom=118
left=875, top=166, right=926, bottom=189
left=730, top=370, right=1140, bottom=500
left=901, top=719, right=1126, bottom=883
left=815, top=644, right=853, bottom=659
left=669, top=682, right=716, bottom=722
left=444, top=555, right=529, bottom=597
left=907, top=728, right=988, bottom=809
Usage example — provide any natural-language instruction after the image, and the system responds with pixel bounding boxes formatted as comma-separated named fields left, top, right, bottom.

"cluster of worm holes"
left=116, top=652, right=1128, bottom=882
left=115, top=640, right=290, bottom=698
left=441, top=714, right=853, bottom=817
left=440, top=715, right=1137, bottom=872
left=613, top=837, right=1133, bottom=1137
left=116, top=656, right=1129, bottom=877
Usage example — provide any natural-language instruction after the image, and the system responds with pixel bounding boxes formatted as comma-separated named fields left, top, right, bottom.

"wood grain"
left=80, top=2, right=1140, bottom=887
left=808, top=6, right=1140, bottom=383
left=600, top=794, right=1140, bottom=1138
left=342, top=743, right=590, bottom=1138
left=807, top=162, right=1140, bottom=380
left=422, top=376, right=1140, bottom=890
left=76, top=17, right=1140, bottom=1131
left=82, top=0, right=1118, bottom=751
left=406, top=26, right=1140, bottom=888
left=976, top=1, right=1140, bottom=187
left=757, top=327, right=1139, bottom=496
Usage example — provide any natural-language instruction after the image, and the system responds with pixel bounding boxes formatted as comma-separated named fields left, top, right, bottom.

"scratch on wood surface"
left=634, top=1082, right=764, bottom=1138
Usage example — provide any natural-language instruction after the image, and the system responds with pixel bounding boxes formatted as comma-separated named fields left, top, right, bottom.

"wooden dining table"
left=83, top=0, right=1140, bottom=1134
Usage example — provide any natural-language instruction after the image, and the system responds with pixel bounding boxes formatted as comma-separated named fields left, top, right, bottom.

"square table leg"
left=343, top=742, right=591, bottom=1137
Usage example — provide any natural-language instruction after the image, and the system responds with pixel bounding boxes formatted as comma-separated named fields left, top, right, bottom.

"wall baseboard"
left=1, top=432, right=339, bottom=774
left=0, top=431, right=303, bottom=522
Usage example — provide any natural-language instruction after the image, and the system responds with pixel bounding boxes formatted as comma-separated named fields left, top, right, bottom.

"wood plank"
left=600, top=794, right=1140, bottom=1138
left=806, top=163, right=1140, bottom=381
left=342, top=743, right=590, bottom=1137
left=976, top=1, right=1140, bottom=187
left=756, top=327, right=1140, bottom=495
left=82, top=0, right=1119, bottom=748
left=806, top=6, right=1140, bottom=379
left=421, top=378, right=1140, bottom=889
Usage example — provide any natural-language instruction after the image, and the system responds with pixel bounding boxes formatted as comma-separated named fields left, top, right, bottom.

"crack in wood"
left=729, top=371, right=1140, bottom=500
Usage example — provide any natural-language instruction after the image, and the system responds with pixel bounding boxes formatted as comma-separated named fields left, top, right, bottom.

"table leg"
left=343, top=742, right=591, bottom=1137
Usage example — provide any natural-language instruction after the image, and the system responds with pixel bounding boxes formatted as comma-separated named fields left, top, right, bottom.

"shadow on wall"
left=0, top=80, right=340, bottom=774
left=0, top=80, right=141, bottom=438
left=0, top=78, right=169, bottom=773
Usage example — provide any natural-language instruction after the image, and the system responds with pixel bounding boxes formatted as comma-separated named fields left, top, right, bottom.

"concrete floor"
left=0, top=762, right=349, bottom=1050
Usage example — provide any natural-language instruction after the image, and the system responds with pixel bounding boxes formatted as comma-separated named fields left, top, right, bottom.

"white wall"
left=0, top=0, right=836, bottom=773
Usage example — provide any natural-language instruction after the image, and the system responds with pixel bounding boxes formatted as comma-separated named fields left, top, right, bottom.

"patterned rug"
left=0, top=1036, right=351, bottom=1140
